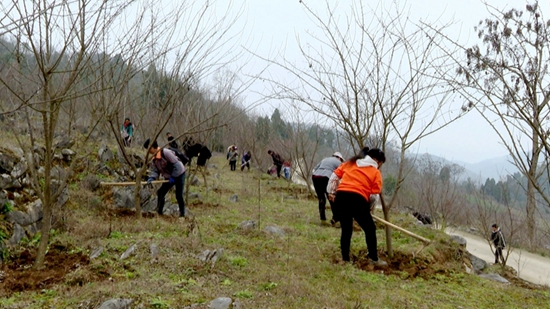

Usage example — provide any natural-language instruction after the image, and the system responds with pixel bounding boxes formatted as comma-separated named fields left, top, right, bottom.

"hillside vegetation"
left=0, top=152, right=549, bottom=309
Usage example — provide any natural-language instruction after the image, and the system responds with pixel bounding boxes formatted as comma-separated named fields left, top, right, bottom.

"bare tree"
left=260, top=1, right=466, bottom=255
left=0, top=0, right=147, bottom=268
left=98, top=1, right=249, bottom=216
left=0, top=0, right=247, bottom=267
left=412, top=156, right=465, bottom=231
left=429, top=2, right=550, bottom=246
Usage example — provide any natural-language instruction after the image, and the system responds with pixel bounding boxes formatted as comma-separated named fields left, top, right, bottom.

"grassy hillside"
left=1, top=153, right=549, bottom=308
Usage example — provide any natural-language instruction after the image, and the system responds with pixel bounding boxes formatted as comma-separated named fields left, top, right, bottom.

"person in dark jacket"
left=166, top=132, right=179, bottom=149
left=268, top=150, right=284, bottom=178
left=312, top=152, right=344, bottom=222
left=491, top=223, right=506, bottom=264
left=241, top=151, right=252, bottom=171
left=144, top=139, right=186, bottom=217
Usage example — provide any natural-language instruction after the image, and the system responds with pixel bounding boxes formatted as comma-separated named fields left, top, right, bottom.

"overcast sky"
left=215, top=0, right=542, bottom=164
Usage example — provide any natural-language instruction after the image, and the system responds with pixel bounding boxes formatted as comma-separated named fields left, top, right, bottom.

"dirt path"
left=446, top=228, right=550, bottom=286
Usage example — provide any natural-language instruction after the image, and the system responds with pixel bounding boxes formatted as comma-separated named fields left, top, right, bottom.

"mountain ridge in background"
left=419, top=153, right=518, bottom=182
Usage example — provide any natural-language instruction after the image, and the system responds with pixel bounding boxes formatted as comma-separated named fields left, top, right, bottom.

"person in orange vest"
left=328, top=147, right=387, bottom=266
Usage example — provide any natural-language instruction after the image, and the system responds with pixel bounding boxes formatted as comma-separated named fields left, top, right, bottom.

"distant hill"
left=454, top=155, right=518, bottom=181
left=417, top=153, right=518, bottom=182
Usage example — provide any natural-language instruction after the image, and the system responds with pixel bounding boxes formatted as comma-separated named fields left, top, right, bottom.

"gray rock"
left=150, top=243, right=159, bottom=258
left=54, top=136, right=74, bottom=149
left=98, top=145, right=114, bottom=163
left=98, top=298, right=134, bottom=309
left=468, top=252, right=487, bottom=273
left=229, top=194, right=238, bottom=203
left=479, top=273, right=510, bottom=284
left=209, top=297, right=232, bottom=309
left=198, top=248, right=224, bottom=268
left=0, top=174, right=12, bottom=189
left=90, top=246, right=104, bottom=259
left=0, top=191, right=8, bottom=210
left=120, top=244, right=137, bottom=260
left=55, top=186, right=70, bottom=207
left=61, top=149, right=75, bottom=162
left=10, top=161, right=27, bottom=179
left=37, top=166, right=45, bottom=178
left=191, top=176, right=200, bottom=186
left=9, top=224, right=25, bottom=245
left=33, top=145, right=46, bottom=163
left=208, top=164, right=218, bottom=169
left=50, top=165, right=69, bottom=181
left=113, top=187, right=153, bottom=211
left=7, top=199, right=43, bottom=226
left=141, top=196, right=157, bottom=213
left=264, top=226, right=285, bottom=237
left=449, top=235, right=467, bottom=247
left=0, top=153, right=15, bottom=174
left=83, top=174, right=101, bottom=191
left=163, top=204, right=180, bottom=216
left=238, top=220, right=257, bottom=231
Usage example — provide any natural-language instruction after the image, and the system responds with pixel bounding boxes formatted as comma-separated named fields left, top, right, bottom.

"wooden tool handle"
left=372, top=214, right=431, bottom=244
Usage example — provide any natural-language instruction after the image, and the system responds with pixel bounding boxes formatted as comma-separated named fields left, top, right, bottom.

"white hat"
left=333, top=152, right=344, bottom=161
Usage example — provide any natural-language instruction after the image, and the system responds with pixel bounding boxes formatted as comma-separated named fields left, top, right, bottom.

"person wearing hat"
left=144, top=139, right=186, bottom=217
left=312, top=152, right=345, bottom=222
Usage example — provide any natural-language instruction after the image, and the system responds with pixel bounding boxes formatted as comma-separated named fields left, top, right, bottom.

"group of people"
left=226, top=145, right=252, bottom=171
left=127, top=112, right=505, bottom=267
left=311, top=147, right=508, bottom=266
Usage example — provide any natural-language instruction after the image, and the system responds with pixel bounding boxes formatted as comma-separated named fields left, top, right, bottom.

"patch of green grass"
left=1, top=201, right=13, bottom=213
left=260, top=281, right=278, bottom=291
left=233, top=290, right=254, bottom=299
left=150, top=296, right=170, bottom=309
left=221, top=279, right=232, bottom=286
left=228, top=256, right=248, bottom=267
left=108, top=231, right=124, bottom=239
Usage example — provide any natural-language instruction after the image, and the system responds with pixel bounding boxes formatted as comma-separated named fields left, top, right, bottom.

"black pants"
left=312, top=176, right=335, bottom=221
left=157, top=172, right=186, bottom=216
left=230, top=160, right=236, bottom=171
left=336, top=191, right=378, bottom=261
left=123, top=136, right=131, bottom=147
left=494, top=247, right=505, bottom=264
left=241, top=162, right=250, bottom=171
left=275, top=164, right=282, bottom=178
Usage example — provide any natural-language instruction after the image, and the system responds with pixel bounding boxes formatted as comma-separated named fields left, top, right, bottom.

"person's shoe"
left=369, top=258, right=388, bottom=267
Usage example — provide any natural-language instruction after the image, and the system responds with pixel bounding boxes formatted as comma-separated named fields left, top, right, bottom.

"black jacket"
left=491, top=228, right=506, bottom=248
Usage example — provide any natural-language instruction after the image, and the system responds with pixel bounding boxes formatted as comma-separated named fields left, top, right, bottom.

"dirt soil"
left=332, top=249, right=462, bottom=280
left=0, top=243, right=108, bottom=295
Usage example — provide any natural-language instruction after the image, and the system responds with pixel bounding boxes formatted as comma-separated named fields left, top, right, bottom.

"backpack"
left=161, top=147, right=189, bottom=165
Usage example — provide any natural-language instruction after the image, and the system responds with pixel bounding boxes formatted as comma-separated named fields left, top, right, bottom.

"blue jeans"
left=157, top=172, right=186, bottom=216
